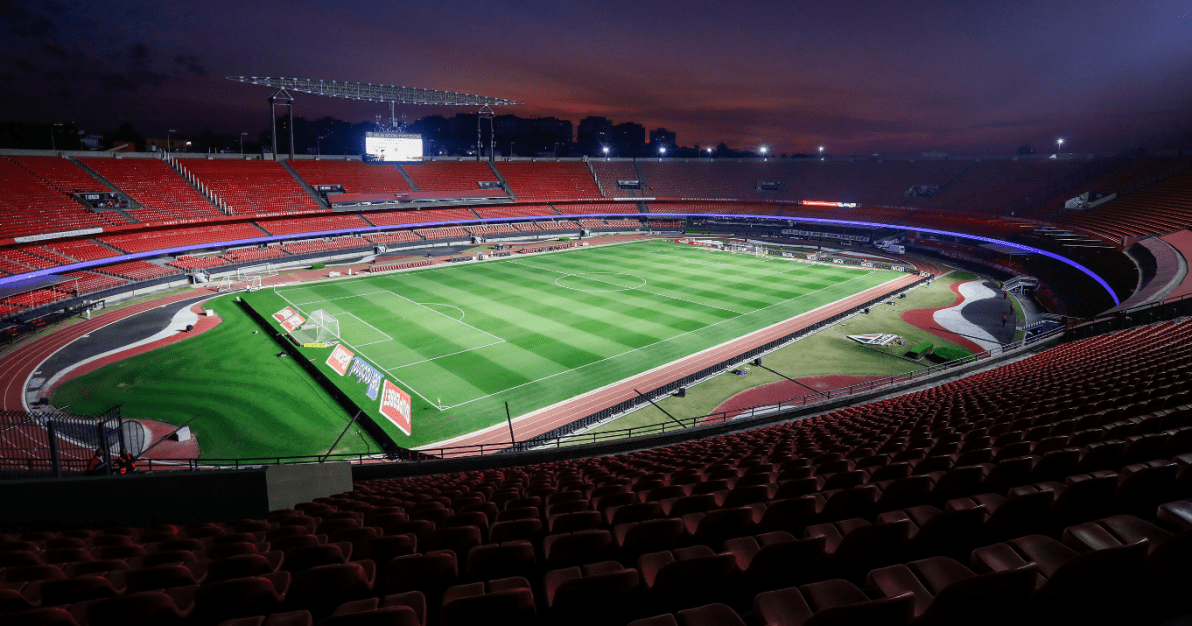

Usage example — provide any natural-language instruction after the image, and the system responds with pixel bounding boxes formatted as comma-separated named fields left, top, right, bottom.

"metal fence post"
left=46, top=420, right=62, bottom=477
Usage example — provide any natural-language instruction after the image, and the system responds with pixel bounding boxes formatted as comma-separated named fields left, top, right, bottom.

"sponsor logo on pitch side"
left=326, top=344, right=354, bottom=376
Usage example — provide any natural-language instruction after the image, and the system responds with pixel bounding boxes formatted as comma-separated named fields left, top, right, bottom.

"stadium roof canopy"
left=225, top=76, right=521, bottom=106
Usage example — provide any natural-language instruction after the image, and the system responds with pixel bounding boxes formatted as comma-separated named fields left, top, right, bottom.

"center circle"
left=555, top=272, right=647, bottom=292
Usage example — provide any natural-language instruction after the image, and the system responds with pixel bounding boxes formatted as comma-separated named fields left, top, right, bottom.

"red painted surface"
left=899, top=279, right=986, bottom=353
left=710, top=375, right=886, bottom=418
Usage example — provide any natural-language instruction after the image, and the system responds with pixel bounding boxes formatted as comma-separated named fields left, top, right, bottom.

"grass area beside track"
left=53, top=240, right=899, bottom=453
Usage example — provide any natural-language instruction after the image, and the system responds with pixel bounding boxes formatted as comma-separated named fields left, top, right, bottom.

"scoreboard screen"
left=364, top=132, right=423, bottom=162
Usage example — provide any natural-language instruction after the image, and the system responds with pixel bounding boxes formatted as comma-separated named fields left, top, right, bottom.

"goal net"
left=290, top=309, right=340, bottom=344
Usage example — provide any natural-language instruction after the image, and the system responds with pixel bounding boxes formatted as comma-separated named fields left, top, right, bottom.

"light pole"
left=707, top=146, right=713, bottom=160
left=659, top=145, right=667, bottom=161
left=1056, top=138, right=1064, bottom=156
left=240, top=132, right=248, bottom=154
left=166, top=129, right=177, bottom=153
left=818, top=145, right=825, bottom=160
left=760, top=145, right=768, bottom=161
left=602, top=146, right=610, bottom=160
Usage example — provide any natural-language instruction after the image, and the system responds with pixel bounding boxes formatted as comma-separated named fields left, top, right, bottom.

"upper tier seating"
left=401, top=162, right=499, bottom=192
left=1059, top=167, right=1192, bottom=241
left=167, top=255, right=229, bottom=271
left=181, top=160, right=322, bottom=216
left=365, top=231, right=423, bottom=245
left=6, top=156, right=105, bottom=194
left=910, top=160, right=1092, bottom=215
left=415, top=227, right=471, bottom=240
left=590, top=160, right=643, bottom=198
left=290, top=160, right=413, bottom=194
left=0, top=158, right=125, bottom=239
left=81, top=157, right=223, bottom=222
left=1024, top=158, right=1190, bottom=219
left=101, top=223, right=265, bottom=254
left=640, top=161, right=792, bottom=200
left=497, top=162, right=602, bottom=200
left=775, top=160, right=971, bottom=207
left=0, top=247, right=61, bottom=271
left=257, top=215, right=369, bottom=237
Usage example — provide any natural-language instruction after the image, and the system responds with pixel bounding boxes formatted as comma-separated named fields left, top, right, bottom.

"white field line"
left=507, top=260, right=747, bottom=315
left=418, top=272, right=910, bottom=449
left=278, top=290, right=389, bottom=306
left=429, top=270, right=874, bottom=411
left=272, top=290, right=442, bottom=410
left=379, top=339, right=507, bottom=371
left=341, top=312, right=395, bottom=347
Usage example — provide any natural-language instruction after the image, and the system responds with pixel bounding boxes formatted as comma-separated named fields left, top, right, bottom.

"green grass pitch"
left=56, top=239, right=901, bottom=455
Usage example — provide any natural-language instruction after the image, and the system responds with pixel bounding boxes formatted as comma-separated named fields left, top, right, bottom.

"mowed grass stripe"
left=252, top=240, right=901, bottom=446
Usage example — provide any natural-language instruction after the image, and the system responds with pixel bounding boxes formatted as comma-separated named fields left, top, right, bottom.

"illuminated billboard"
left=364, top=132, right=423, bottom=162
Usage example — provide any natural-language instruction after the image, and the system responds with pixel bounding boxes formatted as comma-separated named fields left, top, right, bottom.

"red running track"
left=418, top=272, right=923, bottom=453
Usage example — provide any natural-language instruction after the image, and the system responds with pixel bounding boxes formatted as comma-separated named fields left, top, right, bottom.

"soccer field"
left=244, top=239, right=900, bottom=448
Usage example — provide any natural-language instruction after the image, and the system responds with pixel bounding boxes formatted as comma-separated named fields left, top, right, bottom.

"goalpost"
left=290, top=309, right=340, bottom=345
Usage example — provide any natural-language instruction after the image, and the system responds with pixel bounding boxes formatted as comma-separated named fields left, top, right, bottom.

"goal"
left=290, top=309, right=340, bottom=344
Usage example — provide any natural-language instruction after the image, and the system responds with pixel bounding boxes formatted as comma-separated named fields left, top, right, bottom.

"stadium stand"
left=415, top=227, right=471, bottom=240
left=290, top=160, right=414, bottom=194
left=42, top=239, right=121, bottom=262
left=776, top=160, right=972, bottom=207
left=473, top=205, right=557, bottom=219
left=257, top=214, right=370, bottom=236
left=281, top=236, right=372, bottom=256
left=167, top=255, right=230, bottom=271
left=554, top=202, right=640, bottom=215
left=497, top=162, right=602, bottom=200
left=3, top=319, right=1189, bottom=624
left=1024, top=157, right=1191, bottom=220
left=590, top=160, right=643, bottom=198
left=221, top=244, right=288, bottom=265
left=536, top=220, right=581, bottom=231
left=639, top=161, right=792, bottom=200
left=0, top=247, right=60, bottom=270
left=6, top=156, right=105, bottom=194
left=909, top=160, right=1091, bottom=215
left=97, top=260, right=183, bottom=281
left=364, top=208, right=478, bottom=227
left=603, top=218, right=645, bottom=228
left=54, top=271, right=129, bottom=294
left=365, top=231, right=424, bottom=245
left=100, top=223, right=265, bottom=254
left=401, top=162, right=499, bottom=192
left=0, top=158, right=124, bottom=239
left=181, top=159, right=322, bottom=216
left=648, top=202, right=780, bottom=216
left=465, top=224, right=519, bottom=236
left=81, top=157, right=224, bottom=222
left=1059, top=166, right=1192, bottom=241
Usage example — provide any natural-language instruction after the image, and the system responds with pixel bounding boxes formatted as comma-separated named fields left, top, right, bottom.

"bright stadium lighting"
left=602, top=145, right=610, bottom=158
left=659, top=146, right=667, bottom=160
left=1057, top=138, right=1064, bottom=155
left=707, top=146, right=713, bottom=159
left=760, top=145, right=768, bottom=161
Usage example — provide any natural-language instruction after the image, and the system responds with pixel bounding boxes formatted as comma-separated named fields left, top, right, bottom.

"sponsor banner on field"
left=273, top=307, right=297, bottom=323
left=326, top=344, right=354, bottom=376
left=303, top=342, right=330, bottom=348
left=280, top=315, right=305, bottom=332
left=348, top=356, right=385, bottom=401
left=379, top=380, right=413, bottom=436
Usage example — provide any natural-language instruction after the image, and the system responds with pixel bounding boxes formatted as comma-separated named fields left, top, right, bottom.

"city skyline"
left=1, top=0, right=1190, bottom=156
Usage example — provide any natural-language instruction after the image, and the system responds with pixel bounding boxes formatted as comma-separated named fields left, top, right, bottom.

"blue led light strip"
left=0, top=213, right=1120, bottom=306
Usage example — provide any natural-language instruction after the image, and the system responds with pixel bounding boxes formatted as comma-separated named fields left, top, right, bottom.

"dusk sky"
left=2, top=0, right=1191, bottom=155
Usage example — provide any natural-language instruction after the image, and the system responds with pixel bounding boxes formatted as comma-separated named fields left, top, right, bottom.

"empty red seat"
left=866, top=556, right=1036, bottom=625
left=439, top=576, right=535, bottom=626
left=753, top=579, right=914, bottom=626
left=543, top=560, right=642, bottom=624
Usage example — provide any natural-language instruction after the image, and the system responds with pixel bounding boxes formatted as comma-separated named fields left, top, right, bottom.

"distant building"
left=578, top=116, right=613, bottom=152
left=649, top=127, right=676, bottom=151
left=612, top=122, right=646, bottom=156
